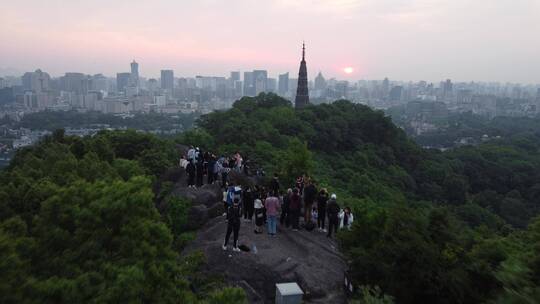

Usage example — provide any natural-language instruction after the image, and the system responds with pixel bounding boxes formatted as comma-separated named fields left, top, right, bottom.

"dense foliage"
left=3, top=93, right=540, bottom=303
left=182, top=93, right=540, bottom=303
left=0, top=129, right=245, bottom=303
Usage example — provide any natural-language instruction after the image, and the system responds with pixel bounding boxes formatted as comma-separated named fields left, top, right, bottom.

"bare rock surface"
left=184, top=216, right=348, bottom=303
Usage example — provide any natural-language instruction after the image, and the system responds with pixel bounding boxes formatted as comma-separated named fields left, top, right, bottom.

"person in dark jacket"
left=317, top=188, right=329, bottom=232
left=303, top=180, right=317, bottom=224
left=288, top=188, right=302, bottom=230
left=196, top=158, right=204, bottom=187
left=296, top=176, right=304, bottom=196
left=207, top=155, right=216, bottom=184
left=270, top=173, right=280, bottom=196
left=242, top=186, right=254, bottom=222
left=223, top=198, right=242, bottom=252
left=280, top=189, right=292, bottom=227
left=326, top=194, right=340, bottom=238
left=186, top=161, right=196, bottom=188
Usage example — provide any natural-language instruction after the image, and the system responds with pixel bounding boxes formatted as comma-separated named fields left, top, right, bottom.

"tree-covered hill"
left=1, top=93, right=540, bottom=303
left=182, top=93, right=540, bottom=303
left=0, top=129, right=245, bottom=303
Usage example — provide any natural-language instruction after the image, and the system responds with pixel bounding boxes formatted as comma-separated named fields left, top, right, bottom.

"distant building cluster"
left=0, top=58, right=539, bottom=120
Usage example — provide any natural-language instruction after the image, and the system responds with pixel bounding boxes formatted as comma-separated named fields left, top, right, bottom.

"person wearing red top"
left=288, top=188, right=302, bottom=231
left=265, top=193, right=280, bottom=236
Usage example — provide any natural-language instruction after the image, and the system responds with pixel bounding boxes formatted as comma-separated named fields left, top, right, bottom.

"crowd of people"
left=180, top=146, right=248, bottom=188
left=179, top=147, right=354, bottom=252
left=221, top=173, right=355, bottom=252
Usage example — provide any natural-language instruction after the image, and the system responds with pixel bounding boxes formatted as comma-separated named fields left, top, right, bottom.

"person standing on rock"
left=223, top=198, right=242, bottom=252
left=296, top=176, right=305, bottom=196
left=212, top=154, right=220, bottom=184
left=186, top=160, right=196, bottom=188
left=317, top=188, right=329, bottom=232
left=289, top=188, right=302, bottom=231
left=265, top=192, right=280, bottom=236
left=179, top=155, right=188, bottom=169
left=270, top=173, right=280, bottom=196
left=280, top=188, right=292, bottom=227
left=207, top=154, right=216, bottom=185
left=339, top=206, right=354, bottom=231
left=196, top=158, right=204, bottom=188
left=187, top=145, right=196, bottom=163
left=326, top=194, right=340, bottom=238
left=242, top=186, right=254, bottom=222
left=303, top=180, right=317, bottom=224
left=254, top=198, right=264, bottom=234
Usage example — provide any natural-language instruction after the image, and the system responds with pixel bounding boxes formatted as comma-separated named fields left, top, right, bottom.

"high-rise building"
left=278, top=73, right=289, bottom=96
left=116, top=73, right=131, bottom=93
left=253, top=70, right=268, bottom=95
left=147, top=78, right=159, bottom=93
left=314, top=72, right=326, bottom=91
left=62, top=72, right=88, bottom=94
left=295, top=42, right=310, bottom=108
left=243, top=71, right=254, bottom=96
left=443, top=79, right=453, bottom=97
left=22, top=69, right=51, bottom=93
left=161, top=70, right=174, bottom=91
left=230, top=71, right=240, bottom=82
left=91, top=74, right=108, bottom=92
left=389, top=86, right=403, bottom=101
left=382, top=77, right=390, bottom=99
left=130, top=60, right=139, bottom=87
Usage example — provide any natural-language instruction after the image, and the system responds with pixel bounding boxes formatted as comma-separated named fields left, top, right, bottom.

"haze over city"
left=2, top=0, right=539, bottom=83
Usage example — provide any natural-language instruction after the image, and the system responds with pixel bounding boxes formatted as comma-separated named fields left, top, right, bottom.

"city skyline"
left=1, top=0, right=539, bottom=83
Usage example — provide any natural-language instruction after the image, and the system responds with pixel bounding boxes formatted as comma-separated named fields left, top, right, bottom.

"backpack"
left=304, top=221, right=316, bottom=231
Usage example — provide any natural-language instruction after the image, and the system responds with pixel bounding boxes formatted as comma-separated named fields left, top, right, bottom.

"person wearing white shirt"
left=339, top=207, right=354, bottom=230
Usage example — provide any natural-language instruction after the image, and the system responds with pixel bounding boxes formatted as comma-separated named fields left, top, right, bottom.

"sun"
left=343, top=67, right=354, bottom=74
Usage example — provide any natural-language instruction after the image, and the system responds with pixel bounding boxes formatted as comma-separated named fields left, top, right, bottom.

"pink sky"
left=1, top=0, right=539, bottom=83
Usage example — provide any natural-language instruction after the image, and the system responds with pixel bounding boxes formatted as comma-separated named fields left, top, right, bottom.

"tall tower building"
left=130, top=60, right=139, bottom=87
left=278, top=72, right=289, bottom=96
left=160, top=70, right=174, bottom=91
left=116, top=73, right=131, bottom=93
left=243, top=72, right=254, bottom=96
left=314, top=72, right=326, bottom=90
left=295, top=42, right=309, bottom=108
left=22, top=69, right=51, bottom=93
left=253, top=70, right=268, bottom=95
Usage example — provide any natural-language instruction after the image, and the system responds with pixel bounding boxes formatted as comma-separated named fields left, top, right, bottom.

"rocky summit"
left=184, top=215, right=348, bottom=303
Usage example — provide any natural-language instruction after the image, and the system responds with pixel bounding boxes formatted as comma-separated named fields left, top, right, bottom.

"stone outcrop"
left=184, top=217, right=348, bottom=303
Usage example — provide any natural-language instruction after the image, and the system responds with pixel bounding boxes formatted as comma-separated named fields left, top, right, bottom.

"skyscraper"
left=253, top=70, right=268, bottom=95
left=314, top=72, right=326, bottom=91
left=278, top=73, right=289, bottom=96
left=443, top=79, right=453, bottom=98
left=116, top=73, right=130, bottom=93
left=382, top=77, right=390, bottom=99
left=243, top=71, right=254, bottom=96
left=161, top=70, right=174, bottom=91
left=130, top=60, right=139, bottom=87
left=295, top=42, right=309, bottom=108
left=62, top=72, right=88, bottom=94
left=22, top=69, right=50, bottom=93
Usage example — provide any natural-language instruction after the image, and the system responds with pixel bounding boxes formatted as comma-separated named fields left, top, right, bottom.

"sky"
left=1, top=0, right=539, bottom=83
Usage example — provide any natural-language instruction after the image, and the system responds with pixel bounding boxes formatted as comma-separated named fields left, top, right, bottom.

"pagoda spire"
left=295, top=42, right=310, bottom=108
